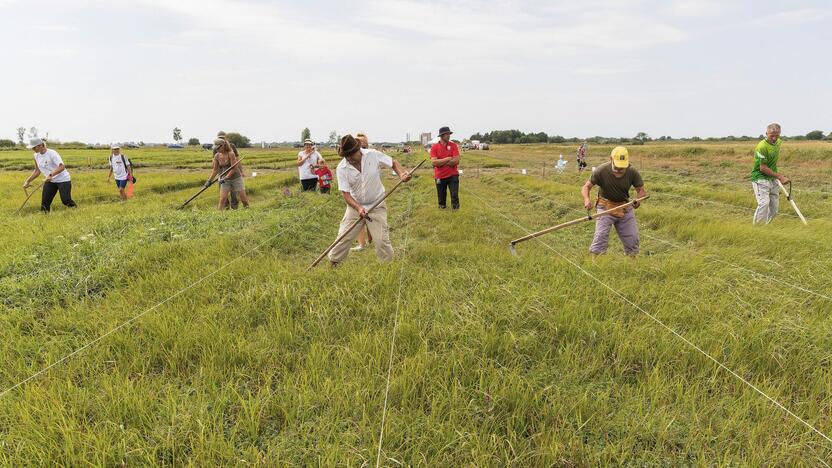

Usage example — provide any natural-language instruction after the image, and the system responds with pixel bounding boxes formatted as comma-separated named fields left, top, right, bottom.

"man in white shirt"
left=297, top=139, right=324, bottom=192
left=107, top=144, right=133, bottom=200
left=22, top=138, right=77, bottom=212
left=328, top=134, right=412, bottom=265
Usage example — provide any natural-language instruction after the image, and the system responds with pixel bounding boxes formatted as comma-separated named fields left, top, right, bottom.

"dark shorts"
left=319, top=186, right=330, bottom=194
left=115, top=179, right=128, bottom=189
left=301, top=178, right=318, bottom=191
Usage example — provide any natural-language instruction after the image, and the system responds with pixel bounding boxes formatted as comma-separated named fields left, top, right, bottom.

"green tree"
left=188, top=137, right=200, bottom=146
left=805, top=130, right=825, bottom=140
left=301, top=127, right=311, bottom=142
left=173, top=127, right=182, bottom=143
left=635, top=132, right=649, bottom=143
left=16, top=127, right=25, bottom=146
left=327, top=131, right=338, bottom=144
left=226, top=132, right=251, bottom=148
left=0, top=139, right=15, bottom=148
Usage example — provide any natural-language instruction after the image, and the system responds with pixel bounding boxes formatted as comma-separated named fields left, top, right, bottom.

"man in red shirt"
left=430, top=126, right=460, bottom=209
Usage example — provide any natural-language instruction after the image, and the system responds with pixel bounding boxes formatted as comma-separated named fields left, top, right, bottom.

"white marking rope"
left=468, top=187, right=832, bottom=446
left=376, top=191, right=415, bottom=468
left=0, top=195, right=337, bottom=399
left=490, top=176, right=832, bottom=303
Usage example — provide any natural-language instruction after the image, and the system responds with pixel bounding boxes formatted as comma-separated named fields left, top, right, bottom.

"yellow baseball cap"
left=611, top=146, right=629, bottom=168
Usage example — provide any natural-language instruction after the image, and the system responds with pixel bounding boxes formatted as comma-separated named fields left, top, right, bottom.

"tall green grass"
left=0, top=146, right=830, bottom=464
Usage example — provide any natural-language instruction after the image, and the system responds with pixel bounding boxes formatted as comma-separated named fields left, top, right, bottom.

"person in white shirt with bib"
left=327, top=134, right=412, bottom=266
left=107, top=144, right=134, bottom=201
left=297, top=139, right=324, bottom=192
left=22, top=138, right=77, bottom=213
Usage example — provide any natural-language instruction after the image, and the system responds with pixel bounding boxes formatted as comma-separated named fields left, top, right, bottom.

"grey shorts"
left=220, top=176, right=245, bottom=193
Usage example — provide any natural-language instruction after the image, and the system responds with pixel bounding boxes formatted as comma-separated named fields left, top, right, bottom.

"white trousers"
left=752, top=179, right=779, bottom=225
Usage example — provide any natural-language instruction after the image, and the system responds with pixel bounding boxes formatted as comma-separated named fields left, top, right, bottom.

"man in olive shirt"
left=581, top=146, right=647, bottom=255
left=751, top=123, right=789, bottom=225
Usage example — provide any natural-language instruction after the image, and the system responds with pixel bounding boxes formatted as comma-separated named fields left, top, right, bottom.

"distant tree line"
left=468, top=129, right=832, bottom=144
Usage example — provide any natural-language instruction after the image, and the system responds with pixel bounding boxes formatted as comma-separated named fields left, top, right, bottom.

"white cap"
left=27, top=137, right=44, bottom=149
left=303, top=139, right=313, bottom=145
left=111, top=143, right=120, bottom=149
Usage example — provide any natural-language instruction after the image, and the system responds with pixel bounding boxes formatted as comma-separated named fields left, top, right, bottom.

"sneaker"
left=351, top=245, right=365, bottom=252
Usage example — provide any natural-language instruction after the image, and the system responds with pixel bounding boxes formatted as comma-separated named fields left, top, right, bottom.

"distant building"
left=420, top=132, right=431, bottom=146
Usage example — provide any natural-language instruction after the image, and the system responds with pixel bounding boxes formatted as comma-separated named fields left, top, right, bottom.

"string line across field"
left=467, top=187, right=832, bottom=448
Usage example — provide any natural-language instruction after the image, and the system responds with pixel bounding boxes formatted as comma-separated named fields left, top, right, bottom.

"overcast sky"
left=1, top=0, right=830, bottom=144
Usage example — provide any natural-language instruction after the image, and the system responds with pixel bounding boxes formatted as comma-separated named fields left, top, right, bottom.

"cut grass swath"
left=509, top=196, right=649, bottom=255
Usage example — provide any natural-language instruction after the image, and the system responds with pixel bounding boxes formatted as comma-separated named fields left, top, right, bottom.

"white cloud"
left=573, top=67, right=632, bottom=76
left=359, top=0, right=687, bottom=63
left=33, top=24, right=79, bottom=32
left=666, top=0, right=736, bottom=18
left=746, top=8, right=832, bottom=28
left=121, top=0, right=394, bottom=62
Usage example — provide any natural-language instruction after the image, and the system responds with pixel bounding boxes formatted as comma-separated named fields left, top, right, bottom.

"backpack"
left=118, top=154, right=136, bottom=183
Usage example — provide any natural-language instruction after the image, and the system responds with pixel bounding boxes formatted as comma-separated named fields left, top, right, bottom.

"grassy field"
left=0, top=142, right=831, bottom=465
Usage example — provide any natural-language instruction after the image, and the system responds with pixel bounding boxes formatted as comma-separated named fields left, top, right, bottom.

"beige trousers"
left=328, top=204, right=393, bottom=264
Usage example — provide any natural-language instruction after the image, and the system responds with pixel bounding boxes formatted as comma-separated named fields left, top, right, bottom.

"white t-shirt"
left=109, top=153, right=132, bottom=180
left=336, top=149, right=393, bottom=209
left=297, top=150, right=322, bottom=180
left=34, top=149, right=70, bottom=183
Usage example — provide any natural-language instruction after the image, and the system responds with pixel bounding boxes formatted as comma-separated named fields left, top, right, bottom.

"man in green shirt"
left=751, top=123, right=790, bottom=225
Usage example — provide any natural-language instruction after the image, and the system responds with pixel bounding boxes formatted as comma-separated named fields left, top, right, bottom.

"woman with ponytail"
left=206, top=138, right=249, bottom=210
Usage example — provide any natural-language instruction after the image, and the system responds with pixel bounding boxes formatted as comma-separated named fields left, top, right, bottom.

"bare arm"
left=206, top=159, right=219, bottom=185
left=431, top=157, right=448, bottom=167
left=341, top=191, right=367, bottom=217
left=48, top=164, right=66, bottom=179
left=391, top=159, right=412, bottom=182
left=634, top=185, right=647, bottom=208
left=581, top=180, right=594, bottom=210
left=23, top=167, right=41, bottom=188
left=107, top=166, right=113, bottom=181
left=297, top=153, right=309, bottom=167
left=760, top=163, right=788, bottom=183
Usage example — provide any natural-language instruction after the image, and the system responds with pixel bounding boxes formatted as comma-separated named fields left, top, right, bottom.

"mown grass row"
left=0, top=166, right=830, bottom=464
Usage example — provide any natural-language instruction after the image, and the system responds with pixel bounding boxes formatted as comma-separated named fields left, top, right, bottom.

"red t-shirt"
left=314, top=167, right=332, bottom=188
left=430, top=141, right=460, bottom=179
